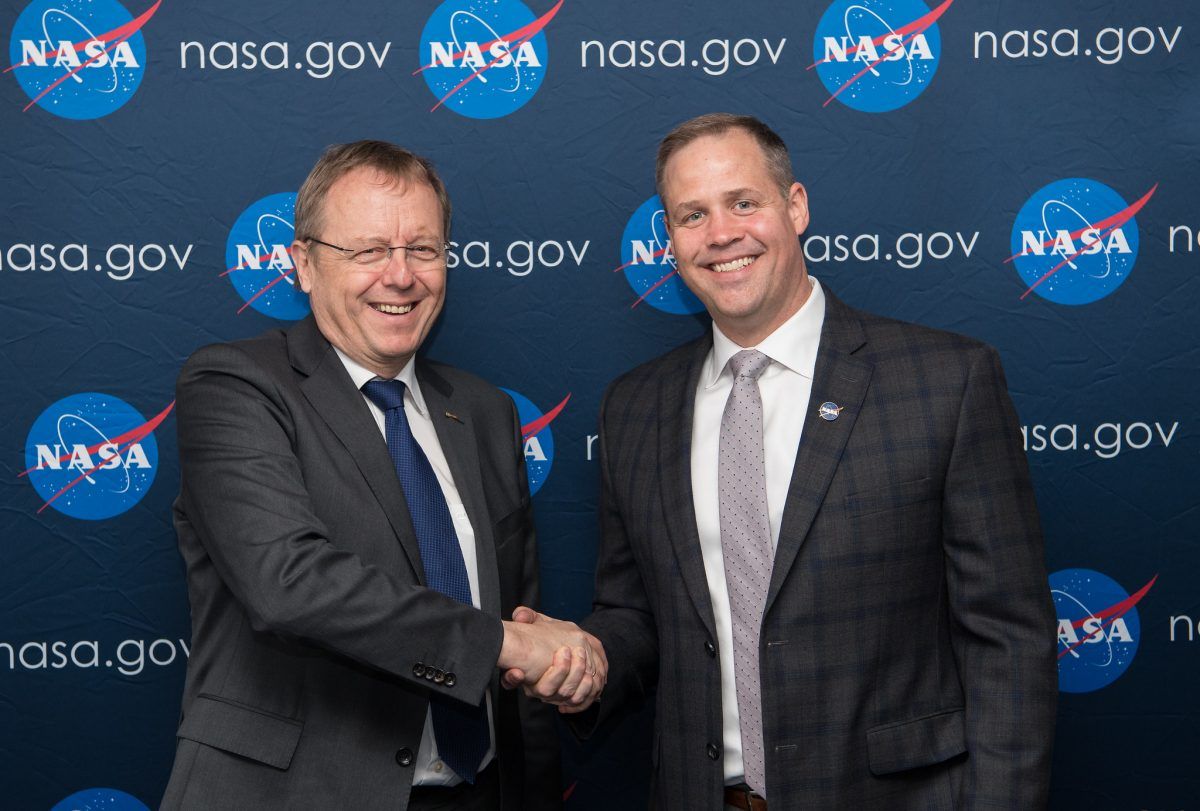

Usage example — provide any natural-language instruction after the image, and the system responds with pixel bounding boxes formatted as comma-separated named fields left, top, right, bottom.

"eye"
left=407, top=245, right=440, bottom=261
left=352, top=246, right=387, bottom=263
left=733, top=199, right=757, bottom=212
left=678, top=211, right=704, bottom=227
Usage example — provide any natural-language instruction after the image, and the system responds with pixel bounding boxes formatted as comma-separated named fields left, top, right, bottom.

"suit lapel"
left=420, top=364, right=502, bottom=619
left=287, top=318, right=426, bottom=584
left=765, top=290, right=872, bottom=616
left=658, top=338, right=719, bottom=641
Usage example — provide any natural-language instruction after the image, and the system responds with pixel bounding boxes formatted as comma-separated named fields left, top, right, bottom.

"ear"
left=786, top=182, right=810, bottom=236
left=292, top=239, right=314, bottom=294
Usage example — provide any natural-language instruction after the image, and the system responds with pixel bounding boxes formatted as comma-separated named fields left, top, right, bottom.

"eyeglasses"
left=306, top=237, right=449, bottom=267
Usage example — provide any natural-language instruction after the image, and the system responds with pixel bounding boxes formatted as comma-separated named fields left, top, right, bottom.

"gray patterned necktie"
left=718, top=348, right=774, bottom=797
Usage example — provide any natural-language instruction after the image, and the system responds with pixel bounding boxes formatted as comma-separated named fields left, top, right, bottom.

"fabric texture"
left=580, top=287, right=1058, bottom=810
left=717, top=349, right=773, bottom=796
left=160, top=316, right=560, bottom=811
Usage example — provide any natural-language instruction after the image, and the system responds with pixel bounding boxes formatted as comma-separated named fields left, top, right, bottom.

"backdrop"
left=2, top=1, right=1197, bottom=808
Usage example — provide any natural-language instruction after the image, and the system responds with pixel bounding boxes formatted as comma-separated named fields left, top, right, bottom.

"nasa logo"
left=223, top=192, right=310, bottom=320
left=614, top=195, right=704, bottom=315
left=501, top=388, right=569, bottom=496
left=1007, top=178, right=1156, bottom=305
left=415, top=0, right=561, bottom=119
left=810, top=0, right=951, bottom=112
left=51, top=788, right=149, bottom=811
left=7, top=0, right=160, bottom=120
left=22, top=392, right=173, bottom=520
left=1050, top=568, right=1157, bottom=693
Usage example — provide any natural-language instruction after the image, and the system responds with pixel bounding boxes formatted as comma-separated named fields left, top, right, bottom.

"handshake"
left=497, top=607, right=607, bottom=713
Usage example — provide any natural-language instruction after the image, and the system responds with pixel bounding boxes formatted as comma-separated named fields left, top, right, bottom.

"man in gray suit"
left=516, top=114, right=1057, bottom=808
left=162, top=141, right=605, bottom=810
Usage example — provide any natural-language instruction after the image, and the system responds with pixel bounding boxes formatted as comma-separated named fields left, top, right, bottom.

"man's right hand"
left=498, top=607, right=607, bottom=713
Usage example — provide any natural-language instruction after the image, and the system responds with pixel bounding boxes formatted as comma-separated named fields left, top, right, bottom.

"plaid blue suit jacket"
left=583, top=288, right=1057, bottom=810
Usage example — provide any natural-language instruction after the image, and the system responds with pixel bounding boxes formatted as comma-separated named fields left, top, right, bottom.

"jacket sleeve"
left=574, top=385, right=661, bottom=738
left=941, top=344, right=1058, bottom=807
left=505, top=397, right=564, bottom=809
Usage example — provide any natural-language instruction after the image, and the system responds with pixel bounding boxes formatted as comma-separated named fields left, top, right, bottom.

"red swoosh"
left=19, top=401, right=175, bottom=478
left=1057, top=574, right=1157, bottom=660
left=236, top=268, right=297, bottom=314
left=521, top=393, right=570, bottom=439
left=22, top=401, right=175, bottom=514
left=612, top=245, right=670, bottom=273
left=9, top=0, right=162, bottom=113
left=416, top=0, right=563, bottom=112
left=1010, top=184, right=1156, bottom=300
left=222, top=245, right=296, bottom=277
left=808, top=0, right=955, bottom=108
left=631, top=268, right=679, bottom=309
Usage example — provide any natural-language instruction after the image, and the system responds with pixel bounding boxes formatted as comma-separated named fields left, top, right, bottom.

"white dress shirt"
left=335, top=348, right=496, bottom=786
left=689, top=277, right=826, bottom=784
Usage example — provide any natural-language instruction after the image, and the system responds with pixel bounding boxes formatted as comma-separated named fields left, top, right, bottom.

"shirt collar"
left=333, top=347, right=429, bottom=418
left=703, top=276, right=826, bottom=390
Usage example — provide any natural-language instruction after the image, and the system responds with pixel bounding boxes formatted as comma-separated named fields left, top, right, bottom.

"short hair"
left=655, top=113, right=796, bottom=205
left=294, top=140, right=452, bottom=243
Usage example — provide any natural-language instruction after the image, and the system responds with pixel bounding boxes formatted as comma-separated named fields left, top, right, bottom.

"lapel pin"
left=818, top=402, right=843, bottom=421
left=444, top=411, right=463, bottom=424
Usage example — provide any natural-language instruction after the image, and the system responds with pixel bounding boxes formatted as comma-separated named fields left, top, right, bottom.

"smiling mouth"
left=371, top=303, right=414, bottom=315
left=710, top=256, right=756, bottom=273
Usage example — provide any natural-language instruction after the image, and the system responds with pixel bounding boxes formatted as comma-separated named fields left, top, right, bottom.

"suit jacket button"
left=413, top=663, right=426, bottom=678
left=706, top=743, right=720, bottom=760
left=425, top=669, right=435, bottom=680
left=704, top=640, right=716, bottom=657
left=395, top=748, right=414, bottom=767
left=444, top=672, right=456, bottom=687
left=433, top=669, right=446, bottom=684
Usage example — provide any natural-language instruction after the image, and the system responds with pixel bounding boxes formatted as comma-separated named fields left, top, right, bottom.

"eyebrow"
left=347, top=231, right=441, bottom=244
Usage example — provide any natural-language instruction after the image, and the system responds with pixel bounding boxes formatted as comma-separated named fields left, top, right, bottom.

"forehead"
left=661, top=130, right=774, bottom=203
left=324, top=167, right=441, bottom=226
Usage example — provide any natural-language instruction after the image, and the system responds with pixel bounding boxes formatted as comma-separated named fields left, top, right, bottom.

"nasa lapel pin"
left=818, top=402, right=843, bottom=422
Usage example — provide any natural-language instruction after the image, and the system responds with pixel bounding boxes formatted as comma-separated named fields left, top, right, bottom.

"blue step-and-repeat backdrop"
left=2, top=0, right=1197, bottom=808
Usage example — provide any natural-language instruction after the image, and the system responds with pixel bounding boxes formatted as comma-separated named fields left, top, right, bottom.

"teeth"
left=711, top=256, right=755, bottom=273
left=375, top=303, right=413, bottom=314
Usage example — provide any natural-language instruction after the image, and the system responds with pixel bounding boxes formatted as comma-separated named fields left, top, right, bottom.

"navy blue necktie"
left=361, top=379, right=489, bottom=783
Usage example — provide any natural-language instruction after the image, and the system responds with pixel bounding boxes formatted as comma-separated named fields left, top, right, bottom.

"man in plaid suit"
left=518, top=114, right=1057, bottom=809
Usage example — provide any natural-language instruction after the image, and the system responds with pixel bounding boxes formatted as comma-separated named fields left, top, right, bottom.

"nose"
left=377, top=248, right=415, bottom=287
left=705, top=207, right=744, bottom=248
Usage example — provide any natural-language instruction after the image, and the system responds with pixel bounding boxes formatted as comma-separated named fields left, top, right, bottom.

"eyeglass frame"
left=304, top=236, right=450, bottom=267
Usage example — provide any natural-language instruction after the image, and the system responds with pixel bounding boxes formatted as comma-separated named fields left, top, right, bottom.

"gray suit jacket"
left=582, top=289, right=1057, bottom=810
left=161, top=317, right=559, bottom=810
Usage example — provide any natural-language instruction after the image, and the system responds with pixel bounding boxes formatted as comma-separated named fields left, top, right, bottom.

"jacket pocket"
left=866, top=708, right=966, bottom=776
left=177, top=693, right=303, bottom=770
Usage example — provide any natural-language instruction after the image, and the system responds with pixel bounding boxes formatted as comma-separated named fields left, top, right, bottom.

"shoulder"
left=837, top=299, right=999, bottom=379
left=180, top=328, right=291, bottom=382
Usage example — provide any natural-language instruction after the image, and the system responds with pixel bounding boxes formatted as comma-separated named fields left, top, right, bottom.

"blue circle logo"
left=811, top=0, right=944, bottom=113
left=1051, top=568, right=1156, bottom=693
left=51, top=788, right=150, bottom=811
left=1009, top=178, right=1152, bottom=305
left=8, top=0, right=157, bottom=120
left=500, top=389, right=569, bottom=496
left=617, top=195, right=704, bottom=315
left=224, top=192, right=309, bottom=321
left=23, top=393, right=168, bottom=520
left=416, top=0, right=559, bottom=119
